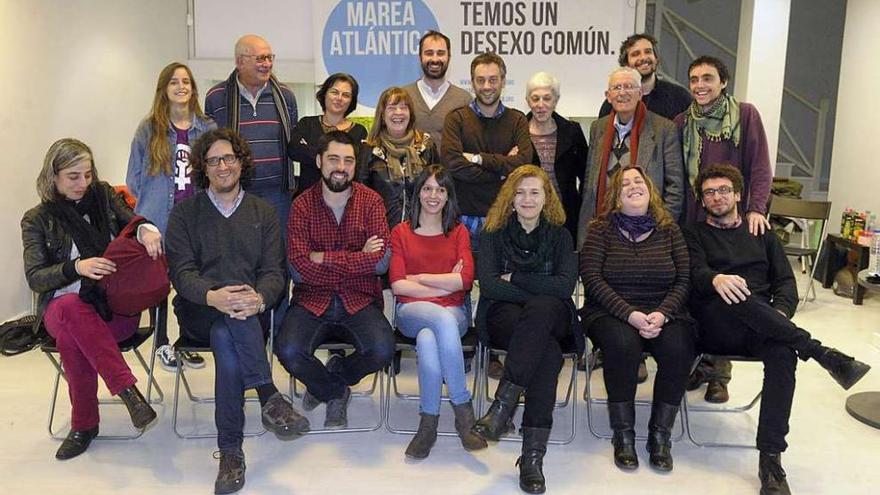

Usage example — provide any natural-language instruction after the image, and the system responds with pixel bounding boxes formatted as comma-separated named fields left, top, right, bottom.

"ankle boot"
left=452, top=401, right=488, bottom=451
left=516, top=427, right=550, bottom=494
left=759, top=452, right=792, bottom=495
left=118, top=385, right=157, bottom=430
left=607, top=401, right=638, bottom=470
left=473, top=380, right=525, bottom=441
left=816, top=348, right=871, bottom=390
left=405, top=413, right=439, bottom=459
left=646, top=401, right=678, bottom=472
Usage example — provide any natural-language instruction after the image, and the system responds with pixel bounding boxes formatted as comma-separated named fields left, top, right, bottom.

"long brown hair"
left=591, top=166, right=673, bottom=228
left=147, top=62, right=205, bottom=176
left=484, top=165, right=565, bottom=232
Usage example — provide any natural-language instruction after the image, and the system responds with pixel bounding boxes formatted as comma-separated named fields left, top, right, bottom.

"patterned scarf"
left=682, top=93, right=741, bottom=189
left=378, top=130, right=426, bottom=181
left=596, top=101, right=647, bottom=211
left=611, top=211, right=657, bottom=241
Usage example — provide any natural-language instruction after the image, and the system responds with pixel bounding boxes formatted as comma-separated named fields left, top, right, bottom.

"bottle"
left=870, top=229, right=880, bottom=276
left=854, top=211, right=867, bottom=239
left=843, top=209, right=854, bottom=239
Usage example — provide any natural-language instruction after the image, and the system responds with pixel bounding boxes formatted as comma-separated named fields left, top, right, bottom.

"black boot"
left=118, top=385, right=157, bottom=430
left=516, top=427, right=550, bottom=494
left=405, top=413, right=439, bottom=459
left=759, top=452, right=792, bottom=495
left=473, top=380, right=524, bottom=441
left=646, top=401, right=678, bottom=472
left=608, top=401, right=638, bottom=470
left=815, top=348, right=871, bottom=390
left=55, top=425, right=99, bottom=460
left=452, top=401, right=488, bottom=451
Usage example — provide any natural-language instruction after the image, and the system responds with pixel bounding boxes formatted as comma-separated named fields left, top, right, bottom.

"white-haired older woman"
left=525, top=71, right=588, bottom=239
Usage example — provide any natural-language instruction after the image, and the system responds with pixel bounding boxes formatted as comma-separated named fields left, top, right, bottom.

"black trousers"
left=692, top=296, right=814, bottom=453
left=487, top=295, right=570, bottom=429
left=586, top=314, right=695, bottom=406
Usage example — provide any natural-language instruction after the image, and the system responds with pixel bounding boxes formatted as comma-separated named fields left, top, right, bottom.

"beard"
left=705, top=201, right=737, bottom=220
left=476, top=90, right=499, bottom=107
left=322, top=172, right=353, bottom=193
left=421, top=60, right=448, bottom=80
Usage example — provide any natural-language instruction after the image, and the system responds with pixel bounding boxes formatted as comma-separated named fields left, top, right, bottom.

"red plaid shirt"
left=288, top=182, right=390, bottom=316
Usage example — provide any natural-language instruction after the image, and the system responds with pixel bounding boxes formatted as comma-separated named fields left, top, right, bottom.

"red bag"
left=99, top=216, right=170, bottom=315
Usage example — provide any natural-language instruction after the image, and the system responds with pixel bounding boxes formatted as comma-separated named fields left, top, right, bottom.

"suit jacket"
left=577, top=110, right=684, bottom=248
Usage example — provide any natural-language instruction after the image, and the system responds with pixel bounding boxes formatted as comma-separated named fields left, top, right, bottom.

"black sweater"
left=683, top=222, right=798, bottom=318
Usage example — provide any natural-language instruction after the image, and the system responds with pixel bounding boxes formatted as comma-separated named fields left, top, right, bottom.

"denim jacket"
left=125, top=116, right=215, bottom=234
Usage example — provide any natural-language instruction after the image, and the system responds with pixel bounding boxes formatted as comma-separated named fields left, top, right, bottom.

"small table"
left=845, top=270, right=880, bottom=430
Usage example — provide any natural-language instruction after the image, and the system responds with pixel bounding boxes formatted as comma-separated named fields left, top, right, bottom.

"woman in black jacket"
left=473, top=165, right=579, bottom=494
left=358, top=86, right=439, bottom=228
left=21, top=138, right=161, bottom=460
left=525, top=71, right=588, bottom=239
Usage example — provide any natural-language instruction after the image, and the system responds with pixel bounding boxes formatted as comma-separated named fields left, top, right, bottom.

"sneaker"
left=817, top=348, right=871, bottom=390
left=214, top=450, right=246, bottom=494
left=261, top=393, right=309, bottom=439
left=179, top=350, right=205, bottom=369
left=156, top=344, right=179, bottom=372
left=324, top=386, right=351, bottom=429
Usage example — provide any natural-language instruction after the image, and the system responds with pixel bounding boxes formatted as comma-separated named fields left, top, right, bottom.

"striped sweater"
left=579, top=221, right=690, bottom=326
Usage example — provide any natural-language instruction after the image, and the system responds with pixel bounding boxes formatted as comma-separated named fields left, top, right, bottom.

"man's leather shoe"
left=759, top=452, right=792, bottom=495
left=705, top=380, right=730, bottom=403
left=55, top=426, right=99, bottom=460
left=817, top=348, right=871, bottom=390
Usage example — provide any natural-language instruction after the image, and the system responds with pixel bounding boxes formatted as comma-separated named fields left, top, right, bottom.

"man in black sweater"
left=683, top=164, right=870, bottom=495
left=166, top=128, right=308, bottom=495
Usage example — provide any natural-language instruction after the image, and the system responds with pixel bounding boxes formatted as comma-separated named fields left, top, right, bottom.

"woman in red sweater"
left=389, top=165, right=487, bottom=459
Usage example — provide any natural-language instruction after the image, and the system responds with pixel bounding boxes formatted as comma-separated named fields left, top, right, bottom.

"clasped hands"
left=627, top=310, right=667, bottom=339
left=207, top=285, right=264, bottom=320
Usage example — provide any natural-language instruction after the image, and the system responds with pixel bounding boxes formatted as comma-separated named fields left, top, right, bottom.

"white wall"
left=0, top=0, right=188, bottom=321
left=828, top=0, right=880, bottom=232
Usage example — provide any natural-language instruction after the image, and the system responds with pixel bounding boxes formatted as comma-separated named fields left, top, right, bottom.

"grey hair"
left=36, top=138, right=98, bottom=202
left=525, top=71, right=560, bottom=99
left=607, top=66, right=642, bottom=88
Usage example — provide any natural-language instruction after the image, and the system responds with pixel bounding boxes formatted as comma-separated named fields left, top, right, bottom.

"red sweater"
left=389, top=222, right=474, bottom=307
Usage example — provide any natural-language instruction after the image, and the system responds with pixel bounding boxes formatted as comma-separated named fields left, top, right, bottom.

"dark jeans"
left=275, top=297, right=394, bottom=402
left=586, top=315, right=695, bottom=405
left=692, top=297, right=807, bottom=453
left=174, top=296, right=273, bottom=452
left=487, top=295, right=570, bottom=429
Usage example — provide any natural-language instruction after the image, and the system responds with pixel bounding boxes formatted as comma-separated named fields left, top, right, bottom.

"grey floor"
left=2, top=267, right=879, bottom=494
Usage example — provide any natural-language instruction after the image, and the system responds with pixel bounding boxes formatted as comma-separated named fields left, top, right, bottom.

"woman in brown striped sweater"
left=580, top=166, right=695, bottom=473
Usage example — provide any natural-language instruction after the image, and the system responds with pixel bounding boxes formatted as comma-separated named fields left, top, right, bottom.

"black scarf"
left=499, top=216, right=556, bottom=274
left=611, top=211, right=657, bottom=241
left=45, top=186, right=114, bottom=320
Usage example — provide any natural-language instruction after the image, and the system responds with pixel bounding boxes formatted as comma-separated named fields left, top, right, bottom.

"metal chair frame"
left=682, top=354, right=762, bottom=449
left=768, top=194, right=832, bottom=307
left=44, top=303, right=165, bottom=440
left=171, top=310, right=274, bottom=439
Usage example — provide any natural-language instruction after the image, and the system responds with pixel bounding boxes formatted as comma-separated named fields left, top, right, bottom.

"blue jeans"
left=275, top=297, right=394, bottom=402
left=396, top=302, right=470, bottom=415
left=249, top=187, right=292, bottom=331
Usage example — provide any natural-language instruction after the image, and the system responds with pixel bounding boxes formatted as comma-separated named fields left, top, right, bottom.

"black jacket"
left=21, top=182, right=134, bottom=332
left=526, top=112, right=588, bottom=239
left=357, top=133, right=439, bottom=228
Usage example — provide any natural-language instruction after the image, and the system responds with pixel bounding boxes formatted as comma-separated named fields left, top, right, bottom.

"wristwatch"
left=257, top=294, right=266, bottom=314
left=469, top=153, right=482, bottom=164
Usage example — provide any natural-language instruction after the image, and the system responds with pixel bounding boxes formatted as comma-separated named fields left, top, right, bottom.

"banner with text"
left=313, top=0, right=636, bottom=117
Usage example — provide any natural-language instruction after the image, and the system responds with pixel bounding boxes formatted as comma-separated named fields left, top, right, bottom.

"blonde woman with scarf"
left=358, top=87, right=439, bottom=228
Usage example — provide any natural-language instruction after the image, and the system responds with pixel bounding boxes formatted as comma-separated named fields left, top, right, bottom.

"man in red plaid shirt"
left=276, top=131, right=394, bottom=429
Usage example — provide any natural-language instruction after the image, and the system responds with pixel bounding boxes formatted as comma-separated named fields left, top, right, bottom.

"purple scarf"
left=611, top=212, right=656, bottom=240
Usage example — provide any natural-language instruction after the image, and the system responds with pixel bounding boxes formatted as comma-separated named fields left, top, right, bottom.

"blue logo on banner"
left=322, top=0, right=439, bottom=108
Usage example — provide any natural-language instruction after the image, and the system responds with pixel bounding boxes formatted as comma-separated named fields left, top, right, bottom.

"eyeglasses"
left=242, top=53, right=275, bottom=63
left=328, top=88, right=353, bottom=99
left=205, top=154, right=240, bottom=167
left=609, top=83, right=640, bottom=93
left=701, top=185, right=735, bottom=198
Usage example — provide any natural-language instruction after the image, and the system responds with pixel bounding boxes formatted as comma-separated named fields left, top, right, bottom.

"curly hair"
left=591, top=166, right=673, bottom=228
left=484, top=165, right=565, bottom=232
left=617, top=33, right=659, bottom=67
left=190, top=128, right=253, bottom=190
left=694, top=163, right=744, bottom=199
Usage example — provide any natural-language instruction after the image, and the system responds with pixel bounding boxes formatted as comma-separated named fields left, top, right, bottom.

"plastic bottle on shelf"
left=870, top=229, right=880, bottom=276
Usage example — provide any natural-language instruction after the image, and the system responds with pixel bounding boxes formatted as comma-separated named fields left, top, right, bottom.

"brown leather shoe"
left=705, top=380, right=730, bottom=404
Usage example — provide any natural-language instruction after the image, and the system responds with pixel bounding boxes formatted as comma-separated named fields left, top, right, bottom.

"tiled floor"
left=2, top=270, right=878, bottom=494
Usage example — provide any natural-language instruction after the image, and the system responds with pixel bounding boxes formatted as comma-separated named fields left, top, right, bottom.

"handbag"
left=99, top=216, right=170, bottom=315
